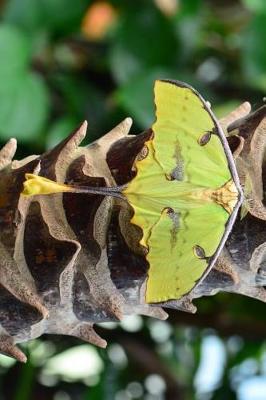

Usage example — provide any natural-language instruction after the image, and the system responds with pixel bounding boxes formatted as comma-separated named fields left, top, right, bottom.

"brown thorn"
left=0, top=335, right=27, bottom=363
left=0, top=138, right=17, bottom=170
left=70, top=324, right=107, bottom=348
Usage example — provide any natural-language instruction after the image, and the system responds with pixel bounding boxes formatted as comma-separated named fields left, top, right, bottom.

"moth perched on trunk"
left=23, top=80, right=243, bottom=303
left=1, top=79, right=264, bottom=363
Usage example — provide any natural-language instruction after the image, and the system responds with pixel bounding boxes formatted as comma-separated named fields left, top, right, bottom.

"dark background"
left=0, top=0, right=266, bottom=399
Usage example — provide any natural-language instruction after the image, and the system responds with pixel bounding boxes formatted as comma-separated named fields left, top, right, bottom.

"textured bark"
left=0, top=102, right=265, bottom=362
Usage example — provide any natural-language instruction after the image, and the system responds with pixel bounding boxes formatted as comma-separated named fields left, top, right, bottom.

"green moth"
left=22, top=80, right=243, bottom=304
left=124, top=80, right=243, bottom=302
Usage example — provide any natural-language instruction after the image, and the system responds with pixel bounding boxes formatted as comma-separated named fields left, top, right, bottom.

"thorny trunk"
left=0, top=102, right=265, bottom=363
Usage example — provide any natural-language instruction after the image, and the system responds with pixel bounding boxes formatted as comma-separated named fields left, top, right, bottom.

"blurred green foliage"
left=0, top=0, right=266, bottom=399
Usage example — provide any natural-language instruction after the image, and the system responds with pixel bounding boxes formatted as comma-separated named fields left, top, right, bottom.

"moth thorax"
left=211, top=180, right=239, bottom=214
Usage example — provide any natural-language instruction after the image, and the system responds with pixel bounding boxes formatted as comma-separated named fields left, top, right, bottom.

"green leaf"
left=109, top=3, right=178, bottom=84
left=3, top=0, right=44, bottom=33
left=0, top=25, right=31, bottom=77
left=3, top=0, right=89, bottom=34
left=0, top=24, right=49, bottom=141
left=42, top=0, right=88, bottom=33
left=116, top=70, right=163, bottom=128
left=52, top=74, right=109, bottom=141
left=174, top=1, right=204, bottom=64
left=242, top=14, right=266, bottom=90
left=178, top=0, right=202, bottom=16
left=0, top=72, right=49, bottom=141
left=241, top=0, right=266, bottom=13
